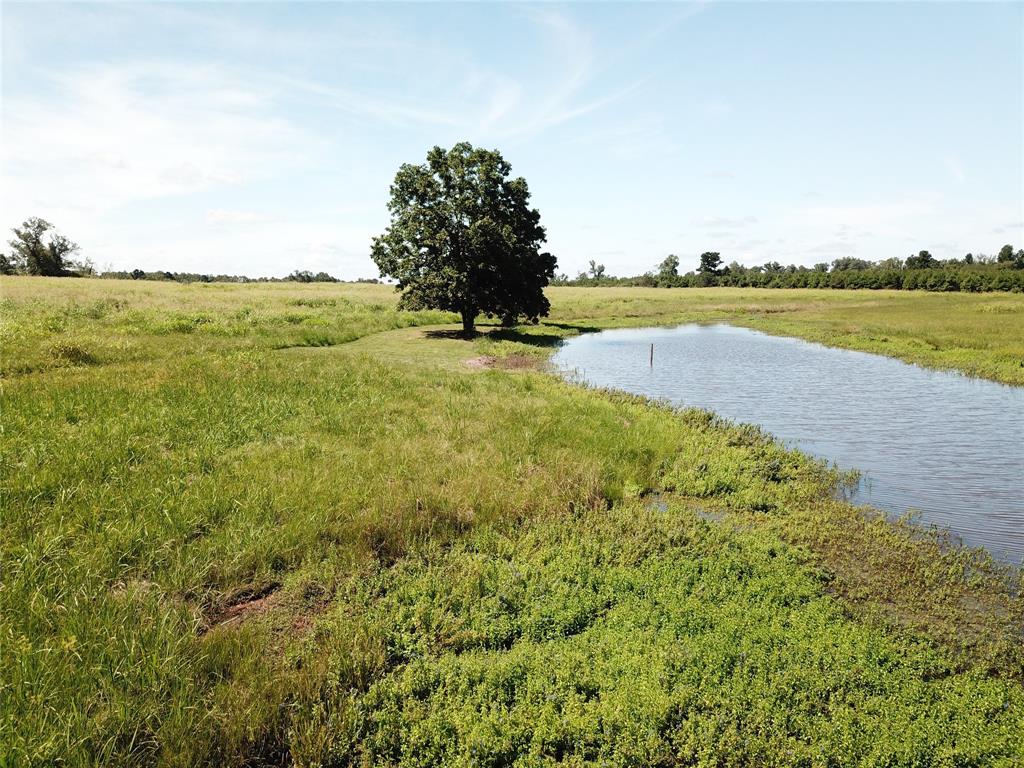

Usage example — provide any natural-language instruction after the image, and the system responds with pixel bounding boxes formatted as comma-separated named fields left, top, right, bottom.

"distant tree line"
left=1, top=217, right=368, bottom=284
left=99, top=269, right=354, bottom=284
left=555, top=247, right=1024, bottom=292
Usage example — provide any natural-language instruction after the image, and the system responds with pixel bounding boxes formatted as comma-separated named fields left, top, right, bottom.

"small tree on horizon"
left=905, top=250, right=937, bottom=269
left=7, top=218, right=82, bottom=276
left=0, top=253, right=17, bottom=275
left=698, top=252, right=722, bottom=275
left=371, top=143, right=556, bottom=334
left=657, top=254, right=679, bottom=279
left=695, top=252, right=723, bottom=286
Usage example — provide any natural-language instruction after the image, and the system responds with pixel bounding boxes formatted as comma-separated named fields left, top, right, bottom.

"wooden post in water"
left=649, top=343, right=654, bottom=367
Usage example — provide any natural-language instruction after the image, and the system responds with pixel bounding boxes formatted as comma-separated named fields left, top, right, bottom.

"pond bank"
left=551, top=322, right=1024, bottom=564
left=543, top=286, right=1024, bottom=386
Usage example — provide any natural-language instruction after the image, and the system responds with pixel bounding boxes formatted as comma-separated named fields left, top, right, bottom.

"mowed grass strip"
left=1, top=277, right=1022, bottom=766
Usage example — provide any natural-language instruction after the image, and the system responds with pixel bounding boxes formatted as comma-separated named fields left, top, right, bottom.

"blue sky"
left=3, top=2, right=1021, bottom=278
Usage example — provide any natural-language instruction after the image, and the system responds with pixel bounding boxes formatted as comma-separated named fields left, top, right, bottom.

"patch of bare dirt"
left=464, top=355, right=496, bottom=369
left=203, top=582, right=281, bottom=633
left=464, top=355, right=542, bottom=370
left=499, top=355, right=542, bottom=369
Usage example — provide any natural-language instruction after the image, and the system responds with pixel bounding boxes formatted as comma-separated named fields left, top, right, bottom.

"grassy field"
left=2, top=278, right=1023, bottom=766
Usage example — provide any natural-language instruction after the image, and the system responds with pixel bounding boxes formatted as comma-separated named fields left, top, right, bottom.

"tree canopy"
left=658, top=254, right=679, bottom=279
left=371, top=143, right=556, bottom=334
left=698, top=252, right=723, bottom=275
left=6, top=218, right=84, bottom=276
left=830, top=257, right=874, bottom=271
left=905, top=250, right=937, bottom=269
left=550, top=243, right=1024, bottom=292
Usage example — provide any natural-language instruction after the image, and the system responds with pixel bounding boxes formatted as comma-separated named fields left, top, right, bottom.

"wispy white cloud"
left=222, top=8, right=641, bottom=142
left=991, top=221, right=1024, bottom=236
left=3, top=1, right=1018, bottom=279
left=943, top=155, right=967, bottom=183
left=3, top=62, right=315, bottom=218
left=482, top=8, right=647, bottom=139
left=695, top=215, right=758, bottom=228
left=206, top=209, right=266, bottom=225
left=278, top=75, right=461, bottom=128
left=805, top=240, right=859, bottom=255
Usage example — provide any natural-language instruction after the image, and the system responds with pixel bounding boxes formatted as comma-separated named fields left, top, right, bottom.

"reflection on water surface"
left=552, top=324, right=1024, bottom=564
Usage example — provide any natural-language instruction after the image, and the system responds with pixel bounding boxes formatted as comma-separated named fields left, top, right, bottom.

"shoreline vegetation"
left=3, top=277, right=1023, bottom=766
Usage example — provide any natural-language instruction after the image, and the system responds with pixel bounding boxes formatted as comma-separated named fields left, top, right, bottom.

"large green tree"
left=905, top=250, right=937, bottom=269
left=698, top=251, right=722, bottom=275
left=371, top=143, right=556, bottom=334
left=7, top=218, right=82, bottom=276
left=657, top=254, right=679, bottom=279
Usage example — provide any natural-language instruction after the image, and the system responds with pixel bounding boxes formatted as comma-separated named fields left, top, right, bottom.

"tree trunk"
left=460, top=309, right=475, bottom=336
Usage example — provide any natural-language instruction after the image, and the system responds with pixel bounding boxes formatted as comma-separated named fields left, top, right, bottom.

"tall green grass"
left=0, top=279, right=450, bottom=377
left=289, top=504, right=1023, bottom=766
left=1, top=277, right=1021, bottom=766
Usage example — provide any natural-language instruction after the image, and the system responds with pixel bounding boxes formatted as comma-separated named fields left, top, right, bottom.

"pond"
left=551, top=324, right=1024, bottom=564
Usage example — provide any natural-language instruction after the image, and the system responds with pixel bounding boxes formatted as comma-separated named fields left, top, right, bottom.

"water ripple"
left=552, top=324, right=1024, bottom=564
